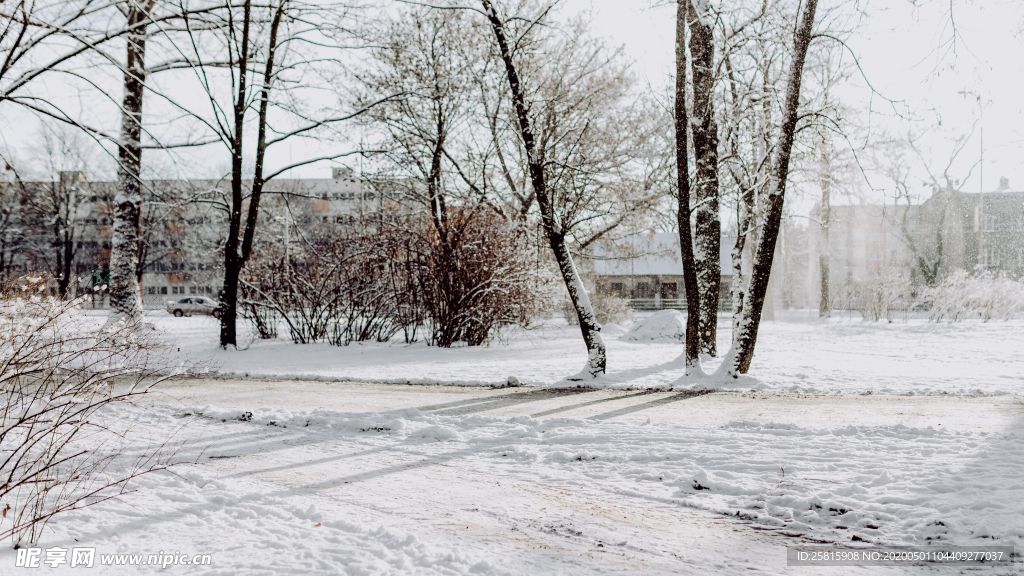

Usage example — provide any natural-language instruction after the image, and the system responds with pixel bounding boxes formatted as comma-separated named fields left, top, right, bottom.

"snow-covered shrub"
left=4, top=273, right=60, bottom=299
left=562, top=290, right=633, bottom=326
left=0, top=281, right=195, bottom=546
left=920, top=270, right=1024, bottom=322
left=850, top=268, right=912, bottom=322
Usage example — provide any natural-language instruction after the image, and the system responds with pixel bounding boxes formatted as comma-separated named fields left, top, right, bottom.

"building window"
left=610, top=282, right=624, bottom=297
left=660, top=283, right=678, bottom=300
left=160, top=286, right=168, bottom=295
left=635, top=282, right=652, bottom=299
left=984, top=214, right=997, bottom=232
left=983, top=247, right=1000, bottom=267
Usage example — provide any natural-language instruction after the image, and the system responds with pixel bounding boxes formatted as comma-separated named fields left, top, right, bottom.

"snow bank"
left=618, top=310, right=685, bottom=343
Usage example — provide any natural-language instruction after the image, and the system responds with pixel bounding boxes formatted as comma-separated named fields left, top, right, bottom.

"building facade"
left=593, top=232, right=734, bottom=311
left=2, top=168, right=409, bottom=307
left=926, top=178, right=1024, bottom=277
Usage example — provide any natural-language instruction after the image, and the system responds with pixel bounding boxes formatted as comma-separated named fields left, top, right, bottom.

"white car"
left=166, top=296, right=222, bottom=318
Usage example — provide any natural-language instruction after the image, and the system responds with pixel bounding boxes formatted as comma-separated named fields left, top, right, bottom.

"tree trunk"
left=481, top=0, right=605, bottom=377
left=219, top=0, right=283, bottom=348
left=108, top=2, right=149, bottom=322
left=818, top=175, right=831, bottom=317
left=720, top=0, right=819, bottom=375
left=53, top=182, right=75, bottom=298
left=60, top=226, right=74, bottom=297
left=729, top=181, right=754, bottom=338
left=687, top=0, right=721, bottom=356
left=724, top=56, right=753, bottom=344
left=675, top=0, right=701, bottom=369
left=219, top=0, right=254, bottom=348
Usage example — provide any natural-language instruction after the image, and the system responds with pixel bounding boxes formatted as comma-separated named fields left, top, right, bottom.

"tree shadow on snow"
left=415, top=388, right=592, bottom=417
left=587, top=390, right=712, bottom=421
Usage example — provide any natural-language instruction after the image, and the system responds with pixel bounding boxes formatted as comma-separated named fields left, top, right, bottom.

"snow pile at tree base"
left=619, top=310, right=685, bottom=342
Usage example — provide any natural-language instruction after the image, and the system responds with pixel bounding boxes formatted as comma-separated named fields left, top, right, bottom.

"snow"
left=108, top=309, right=1024, bottom=396
left=7, top=308, right=1020, bottom=575
left=619, top=309, right=686, bottom=343
left=3, top=388, right=1021, bottom=575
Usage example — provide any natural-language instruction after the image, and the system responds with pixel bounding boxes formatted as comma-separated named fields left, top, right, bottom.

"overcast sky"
left=567, top=0, right=1024, bottom=203
left=3, top=0, right=1021, bottom=212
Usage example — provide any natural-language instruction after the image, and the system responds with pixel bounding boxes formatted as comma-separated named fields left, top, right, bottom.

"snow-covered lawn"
left=134, top=309, right=1024, bottom=396
left=8, top=311, right=1021, bottom=574
left=3, top=385, right=1021, bottom=575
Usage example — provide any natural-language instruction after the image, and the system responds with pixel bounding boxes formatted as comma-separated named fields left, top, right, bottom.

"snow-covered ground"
left=125, top=309, right=1024, bottom=396
left=4, top=384, right=1022, bottom=575
left=6, top=311, right=1021, bottom=575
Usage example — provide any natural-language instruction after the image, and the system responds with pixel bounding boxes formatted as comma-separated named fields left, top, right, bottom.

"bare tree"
left=0, top=178, right=25, bottom=280
left=676, top=0, right=772, bottom=367
left=882, top=127, right=978, bottom=287
left=355, top=5, right=481, bottom=255
left=6, top=126, right=105, bottom=297
left=817, top=137, right=833, bottom=316
left=479, top=0, right=608, bottom=378
left=152, top=0, right=378, bottom=348
left=719, top=0, right=820, bottom=376
left=0, top=0, right=221, bottom=315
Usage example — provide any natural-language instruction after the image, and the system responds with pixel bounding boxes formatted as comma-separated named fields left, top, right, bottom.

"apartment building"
left=2, top=168, right=408, bottom=306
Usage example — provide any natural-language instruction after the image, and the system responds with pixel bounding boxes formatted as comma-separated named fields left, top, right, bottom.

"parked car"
left=166, top=296, right=222, bottom=318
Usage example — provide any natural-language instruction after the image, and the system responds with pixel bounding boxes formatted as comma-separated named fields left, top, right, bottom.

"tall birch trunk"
left=481, top=0, right=606, bottom=378
left=109, top=1, right=152, bottom=322
left=720, top=0, right=819, bottom=375
left=687, top=0, right=721, bottom=356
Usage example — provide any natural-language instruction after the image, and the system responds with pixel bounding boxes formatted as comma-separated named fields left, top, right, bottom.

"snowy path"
left=6, top=381, right=1021, bottom=575
left=162, top=379, right=1024, bottom=433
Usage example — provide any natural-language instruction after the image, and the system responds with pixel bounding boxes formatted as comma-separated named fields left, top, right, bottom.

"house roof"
left=593, top=232, right=734, bottom=276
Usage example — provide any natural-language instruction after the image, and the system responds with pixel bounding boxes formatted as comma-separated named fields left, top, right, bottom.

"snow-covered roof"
left=593, top=232, right=733, bottom=276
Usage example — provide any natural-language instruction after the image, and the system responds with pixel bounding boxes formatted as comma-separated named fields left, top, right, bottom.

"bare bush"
left=240, top=213, right=551, bottom=347
left=241, top=230, right=402, bottom=345
left=0, top=277, right=194, bottom=546
left=410, top=210, right=548, bottom=347
left=921, top=270, right=1024, bottom=322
